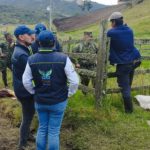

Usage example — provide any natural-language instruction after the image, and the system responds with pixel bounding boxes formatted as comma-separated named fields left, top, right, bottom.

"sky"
left=91, top=0, right=118, bottom=5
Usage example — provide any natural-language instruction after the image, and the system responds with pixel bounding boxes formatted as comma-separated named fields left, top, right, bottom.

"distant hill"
left=53, top=4, right=127, bottom=31
left=0, top=5, right=46, bottom=24
left=0, top=0, right=106, bottom=24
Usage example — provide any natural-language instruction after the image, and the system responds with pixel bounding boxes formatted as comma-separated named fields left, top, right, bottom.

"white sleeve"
left=22, top=62, right=35, bottom=94
left=64, top=57, right=79, bottom=97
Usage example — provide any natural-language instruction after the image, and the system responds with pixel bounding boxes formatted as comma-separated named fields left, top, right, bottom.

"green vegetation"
left=0, top=5, right=47, bottom=24
left=124, top=0, right=150, bottom=38
left=0, top=0, right=105, bottom=24
left=0, top=0, right=150, bottom=149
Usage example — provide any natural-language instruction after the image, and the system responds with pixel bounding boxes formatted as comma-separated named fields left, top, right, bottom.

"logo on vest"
left=39, top=69, right=52, bottom=85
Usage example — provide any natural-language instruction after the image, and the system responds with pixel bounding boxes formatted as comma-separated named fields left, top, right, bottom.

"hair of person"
left=111, top=17, right=124, bottom=26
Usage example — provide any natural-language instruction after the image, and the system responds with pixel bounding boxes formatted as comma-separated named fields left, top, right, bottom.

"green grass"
left=1, top=89, right=150, bottom=149
left=124, top=0, right=150, bottom=38
left=1, top=1, right=150, bottom=149
left=61, top=88, right=150, bottom=150
left=1, top=68, right=150, bottom=149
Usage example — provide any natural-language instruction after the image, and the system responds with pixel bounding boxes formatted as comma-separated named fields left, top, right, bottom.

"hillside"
left=54, top=4, right=127, bottom=31
left=54, top=0, right=147, bottom=32
left=59, top=0, right=149, bottom=39
left=124, top=0, right=150, bottom=38
left=0, top=5, right=46, bottom=24
left=0, top=0, right=105, bottom=24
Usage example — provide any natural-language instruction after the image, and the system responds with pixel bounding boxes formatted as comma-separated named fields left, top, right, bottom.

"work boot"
left=123, top=97, right=133, bottom=113
left=27, top=133, right=36, bottom=142
left=17, top=146, right=26, bottom=150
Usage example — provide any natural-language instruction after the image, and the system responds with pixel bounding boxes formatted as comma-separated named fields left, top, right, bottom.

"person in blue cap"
left=31, top=23, right=62, bottom=53
left=31, top=23, right=47, bottom=54
left=107, top=12, right=141, bottom=113
left=52, top=31, right=62, bottom=52
left=23, top=30, right=79, bottom=150
left=11, top=25, right=35, bottom=150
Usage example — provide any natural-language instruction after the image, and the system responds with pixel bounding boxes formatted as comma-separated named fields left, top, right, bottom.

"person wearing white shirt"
left=22, top=30, right=79, bottom=150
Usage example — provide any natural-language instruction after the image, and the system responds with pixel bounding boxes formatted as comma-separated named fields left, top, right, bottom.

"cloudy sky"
left=92, top=0, right=118, bottom=5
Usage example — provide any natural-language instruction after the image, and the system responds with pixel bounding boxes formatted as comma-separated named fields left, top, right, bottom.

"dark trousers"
left=81, top=75, right=90, bottom=86
left=19, top=98, right=35, bottom=147
left=80, top=76, right=95, bottom=87
left=1, top=65, right=12, bottom=87
left=1, top=69, right=8, bottom=87
left=116, top=63, right=135, bottom=113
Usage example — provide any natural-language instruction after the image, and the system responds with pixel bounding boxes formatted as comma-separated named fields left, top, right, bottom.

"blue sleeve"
left=107, top=29, right=113, bottom=37
left=55, top=40, right=62, bottom=52
left=31, top=42, right=39, bottom=54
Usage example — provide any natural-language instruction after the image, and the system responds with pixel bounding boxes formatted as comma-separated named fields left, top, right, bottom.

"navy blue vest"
left=11, top=43, right=33, bottom=100
left=28, top=49, right=68, bottom=105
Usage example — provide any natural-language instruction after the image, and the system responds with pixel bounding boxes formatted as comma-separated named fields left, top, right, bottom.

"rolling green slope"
left=124, top=0, right=150, bottom=38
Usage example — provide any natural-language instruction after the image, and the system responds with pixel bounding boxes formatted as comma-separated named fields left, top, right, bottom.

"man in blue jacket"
left=31, top=23, right=62, bottom=54
left=31, top=23, right=47, bottom=54
left=107, top=12, right=141, bottom=113
left=11, top=25, right=35, bottom=149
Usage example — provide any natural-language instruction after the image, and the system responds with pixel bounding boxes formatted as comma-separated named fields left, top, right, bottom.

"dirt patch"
left=0, top=114, right=19, bottom=150
left=0, top=114, right=35, bottom=150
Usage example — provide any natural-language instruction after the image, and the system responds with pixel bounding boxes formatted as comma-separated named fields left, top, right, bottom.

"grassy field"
left=0, top=0, right=150, bottom=149
left=1, top=73, right=150, bottom=150
left=1, top=56, right=150, bottom=149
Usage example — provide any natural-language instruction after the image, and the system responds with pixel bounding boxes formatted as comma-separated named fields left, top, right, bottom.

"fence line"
left=79, top=85, right=150, bottom=95
left=75, top=68, right=150, bottom=79
left=61, top=21, right=150, bottom=107
left=62, top=38, right=150, bottom=45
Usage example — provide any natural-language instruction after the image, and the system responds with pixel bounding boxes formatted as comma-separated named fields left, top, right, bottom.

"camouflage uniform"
left=72, top=32, right=98, bottom=90
left=0, top=38, right=15, bottom=87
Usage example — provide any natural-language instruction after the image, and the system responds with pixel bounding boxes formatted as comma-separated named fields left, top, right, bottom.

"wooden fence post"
left=95, top=20, right=108, bottom=108
left=68, top=36, right=72, bottom=52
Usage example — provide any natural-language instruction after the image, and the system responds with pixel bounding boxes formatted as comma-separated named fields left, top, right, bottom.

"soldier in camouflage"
left=72, top=32, right=98, bottom=91
left=0, top=32, right=15, bottom=88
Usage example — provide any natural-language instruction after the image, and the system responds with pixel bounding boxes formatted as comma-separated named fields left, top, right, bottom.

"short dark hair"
left=111, top=17, right=124, bottom=26
left=39, top=40, right=54, bottom=48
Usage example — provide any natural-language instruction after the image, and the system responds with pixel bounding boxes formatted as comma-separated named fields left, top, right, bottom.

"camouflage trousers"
left=80, top=65, right=96, bottom=95
left=0, top=58, right=11, bottom=87
left=1, top=69, right=8, bottom=87
left=80, top=74, right=95, bottom=87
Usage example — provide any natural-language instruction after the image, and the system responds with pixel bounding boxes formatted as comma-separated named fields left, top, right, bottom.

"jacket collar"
left=15, top=41, right=30, bottom=54
left=38, top=47, right=54, bottom=54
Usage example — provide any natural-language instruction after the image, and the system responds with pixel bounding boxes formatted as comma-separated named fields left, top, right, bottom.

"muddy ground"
left=0, top=113, right=35, bottom=150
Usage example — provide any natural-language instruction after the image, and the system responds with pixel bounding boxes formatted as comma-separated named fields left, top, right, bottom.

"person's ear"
left=18, top=35, right=24, bottom=41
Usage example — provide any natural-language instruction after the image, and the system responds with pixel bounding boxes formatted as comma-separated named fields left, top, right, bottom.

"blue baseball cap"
left=14, top=25, right=35, bottom=37
left=35, top=23, right=47, bottom=35
left=38, top=30, right=55, bottom=43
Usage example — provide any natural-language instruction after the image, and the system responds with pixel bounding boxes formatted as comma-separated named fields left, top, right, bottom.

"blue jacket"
left=11, top=43, right=33, bottom=100
left=28, top=49, right=68, bottom=105
left=107, top=25, right=141, bottom=64
left=31, top=40, right=39, bottom=54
